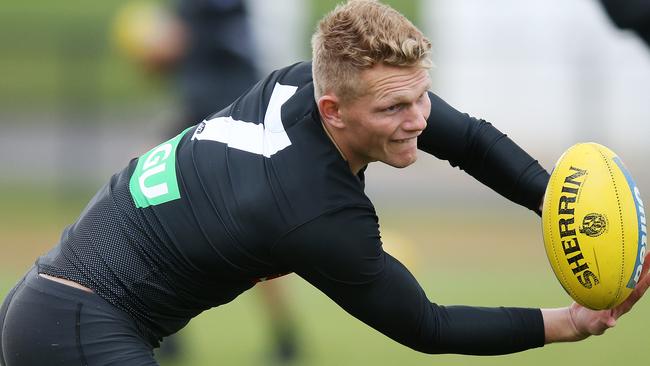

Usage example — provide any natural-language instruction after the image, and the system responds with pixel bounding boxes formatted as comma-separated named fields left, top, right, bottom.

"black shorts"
left=0, top=267, right=158, bottom=366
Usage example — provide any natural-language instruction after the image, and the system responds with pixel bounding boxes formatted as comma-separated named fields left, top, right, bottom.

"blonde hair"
left=311, top=0, right=432, bottom=101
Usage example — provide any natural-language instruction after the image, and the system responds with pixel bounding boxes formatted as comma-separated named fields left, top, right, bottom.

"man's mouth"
left=393, top=136, right=417, bottom=143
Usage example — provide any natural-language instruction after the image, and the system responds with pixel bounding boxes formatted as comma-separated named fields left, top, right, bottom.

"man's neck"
left=319, top=118, right=365, bottom=175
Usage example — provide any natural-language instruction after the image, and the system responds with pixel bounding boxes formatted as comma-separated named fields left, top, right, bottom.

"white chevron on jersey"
left=192, top=82, right=298, bottom=157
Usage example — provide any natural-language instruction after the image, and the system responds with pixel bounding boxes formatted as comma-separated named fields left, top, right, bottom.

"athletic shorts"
left=0, top=266, right=158, bottom=366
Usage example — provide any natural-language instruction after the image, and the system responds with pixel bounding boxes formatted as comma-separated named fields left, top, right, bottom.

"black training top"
left=39, top=61, right=549, bottom=355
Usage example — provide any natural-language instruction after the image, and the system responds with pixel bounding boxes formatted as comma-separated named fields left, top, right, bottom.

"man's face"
left=338, top=64, right=431, bottom=170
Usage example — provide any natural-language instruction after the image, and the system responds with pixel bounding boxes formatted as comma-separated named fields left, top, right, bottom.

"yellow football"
left=542, top=143, right=646, bottom=309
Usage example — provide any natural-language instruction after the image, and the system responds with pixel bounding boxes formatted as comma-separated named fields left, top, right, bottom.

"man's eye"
left=386, top=104, right=402, bottom=112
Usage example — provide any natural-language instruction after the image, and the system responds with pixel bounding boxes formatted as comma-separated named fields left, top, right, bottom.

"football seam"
left=595, top=144, right=625, bottom=308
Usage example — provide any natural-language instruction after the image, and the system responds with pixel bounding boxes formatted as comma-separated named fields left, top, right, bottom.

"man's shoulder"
left=272, top=61, right=313, bottom=86
left=211, top=61, right=313, bottom=123
left=255, top=61, right=313, bottom=95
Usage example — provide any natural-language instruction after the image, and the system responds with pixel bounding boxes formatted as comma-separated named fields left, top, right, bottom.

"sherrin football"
left=542, top=143, right=646, bottom=310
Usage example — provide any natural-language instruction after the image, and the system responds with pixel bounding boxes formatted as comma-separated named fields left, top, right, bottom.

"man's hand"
left=543, top=251, right=650, bottom=343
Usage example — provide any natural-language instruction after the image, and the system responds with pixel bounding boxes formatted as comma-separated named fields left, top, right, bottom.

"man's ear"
left=317, top=95, right=345, bottom=129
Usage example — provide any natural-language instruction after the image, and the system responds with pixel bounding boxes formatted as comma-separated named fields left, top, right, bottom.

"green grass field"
left=1, top=183, right=648, bottom=366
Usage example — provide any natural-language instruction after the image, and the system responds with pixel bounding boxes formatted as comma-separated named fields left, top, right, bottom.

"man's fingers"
left=613, top=252, right=650, bottom=318
left=606, top=316, right=617, bottom=328
left=630, top=252, right=650, bottom=296
left=615, top=278, right=647, bottom=317
left=634, top=252, right=650, bottom=295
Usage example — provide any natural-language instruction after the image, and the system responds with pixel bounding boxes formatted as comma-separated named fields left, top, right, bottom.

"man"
left=1, top=1, right=649, bottom=365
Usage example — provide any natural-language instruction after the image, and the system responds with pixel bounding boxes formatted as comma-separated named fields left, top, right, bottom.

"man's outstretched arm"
left=272, top=207, right=545, bottom=355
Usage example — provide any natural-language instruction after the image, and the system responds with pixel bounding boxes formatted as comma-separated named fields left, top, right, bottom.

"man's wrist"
left=541, top=307, right=582, bottom=344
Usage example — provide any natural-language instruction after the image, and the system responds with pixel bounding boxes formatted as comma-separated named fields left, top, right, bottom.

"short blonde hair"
left=311, top=0, right=432, bottom=101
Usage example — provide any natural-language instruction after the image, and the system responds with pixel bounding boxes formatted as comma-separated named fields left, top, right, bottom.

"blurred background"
left=1, top=0, right=649, bottom=365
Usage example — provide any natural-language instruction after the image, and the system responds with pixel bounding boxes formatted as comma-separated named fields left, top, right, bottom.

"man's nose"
left=403, top=104, right=427, bottom=131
